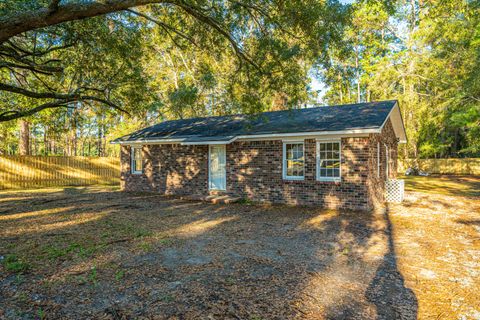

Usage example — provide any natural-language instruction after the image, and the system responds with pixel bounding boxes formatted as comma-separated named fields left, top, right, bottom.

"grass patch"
left=115, top=269, right=125, bottom=281
left=43, top=242, right=99, bottom=261
left=2, top=254, right=30, bottom=273
left=401, top=174, right=480, bottom=197
left=158, top=238, right=172, bottom=246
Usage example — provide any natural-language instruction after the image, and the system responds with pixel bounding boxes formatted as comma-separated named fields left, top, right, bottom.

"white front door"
left=209, top=145, right=226, bottom=190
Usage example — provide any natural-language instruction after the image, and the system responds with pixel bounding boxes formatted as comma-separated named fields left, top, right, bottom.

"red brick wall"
left=120, top=144, right=208, bottom=195
left=367, top=119, right=399, bottom=207
left=226, top=137, right=371, bottom=210
left=120, top=119, right=399, bottom=211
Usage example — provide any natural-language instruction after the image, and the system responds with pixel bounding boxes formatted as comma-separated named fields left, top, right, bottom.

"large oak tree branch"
left=0, top=62, right=62, bottom=75
left=0, top=100, right=68, bottom=122
left=0, top=0, right=172, bottom=44
left=0, top=83, right=129, bottom=122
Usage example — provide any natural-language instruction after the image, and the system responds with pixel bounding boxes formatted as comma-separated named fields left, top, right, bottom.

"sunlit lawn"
left=400, top=174, right=480, bottom=197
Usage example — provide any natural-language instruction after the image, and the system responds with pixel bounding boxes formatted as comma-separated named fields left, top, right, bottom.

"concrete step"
left=180, top=194, right=241, bottom=204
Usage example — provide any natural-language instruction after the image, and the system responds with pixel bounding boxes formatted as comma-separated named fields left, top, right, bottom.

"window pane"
left=333, top=168, right=340, bottom=177
left=135, top=160, right=142, bottom=172
left=134, top=148, right=142, bottom=160
left=285, top=143, right=304, bottom=177
left=298, top=166, right=304, bottom=176
left=132, top=147, right=143, bottom=172
left=318, top=142, right=340, bottom=179
left=287, top=166, right=294, bottom=177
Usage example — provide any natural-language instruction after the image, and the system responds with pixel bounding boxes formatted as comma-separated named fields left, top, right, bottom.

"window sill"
left=283, top=177, right=304, bottom=181
left=131, top=171, right=143, bottom=175
left=316, top=178, right=341, bottom=183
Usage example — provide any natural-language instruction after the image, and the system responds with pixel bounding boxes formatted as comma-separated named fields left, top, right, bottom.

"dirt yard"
left=1, top=176, right=479, bottom=319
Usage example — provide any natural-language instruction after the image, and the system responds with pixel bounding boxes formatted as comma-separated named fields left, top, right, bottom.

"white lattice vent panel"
left=386, top=179, right=405, bottom=203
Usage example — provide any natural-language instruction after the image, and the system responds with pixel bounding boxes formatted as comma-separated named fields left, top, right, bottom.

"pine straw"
left=0, top=178, right=478, bottom=319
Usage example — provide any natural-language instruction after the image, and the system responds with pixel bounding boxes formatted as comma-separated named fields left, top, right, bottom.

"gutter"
left=110, top=128, right=381, bottom=146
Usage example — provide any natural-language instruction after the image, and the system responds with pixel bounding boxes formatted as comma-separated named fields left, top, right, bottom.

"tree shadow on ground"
left=456, top=219, right=480, bottom=226
left=365, top=207, right=418, bottom=320
left=0, top=189, right=418, bottom=319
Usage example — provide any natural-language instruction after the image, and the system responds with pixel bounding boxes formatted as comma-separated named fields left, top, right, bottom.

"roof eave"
left=110, top=128, right=382, bottom=145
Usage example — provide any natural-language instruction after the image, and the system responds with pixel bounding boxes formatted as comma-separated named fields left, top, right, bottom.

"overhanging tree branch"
left=126, top=9, right=198, bottom=48
left=0, top=83, right=129, bottom=122
left=0, top=0, right=173, bottom=44
left=0, top=101, right=68, bottom=122
left=172, top=1, right=262, bottom=72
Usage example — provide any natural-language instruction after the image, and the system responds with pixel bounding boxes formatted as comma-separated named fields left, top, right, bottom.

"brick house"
left=112, top=100, right=406, bottom=211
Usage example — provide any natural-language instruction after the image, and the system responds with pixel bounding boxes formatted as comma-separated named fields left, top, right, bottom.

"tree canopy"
left=0, top=0, right=347, bottom=122
left=0, top=0, right=478, bottom=159
left=321, top=0, right=480, bottom=158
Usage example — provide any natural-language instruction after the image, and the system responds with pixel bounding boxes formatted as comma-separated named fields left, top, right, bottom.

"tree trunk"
left=355, top=45, right=361, bottom=103
left=97, top=122, right=103, bottom=157
left=19, top=120, right=30, bottom=155
left=43, top=125, right=48, bottom=155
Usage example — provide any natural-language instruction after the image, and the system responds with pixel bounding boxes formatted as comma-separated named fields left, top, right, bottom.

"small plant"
left=161, top=294, right=174, bottom=303
left=88, top=266, right=98, bottom=286
left=115, top=269, right=125, bottom=281
left=158, top=238, right=172, bottom=246
left=135, top=228, right=153, bottom=238
left=37, top=307, right=46, bottom=319
left=225, top=277, right=236, bottom=285
left=138, top=241, right=152, bottom=252
left=238, top=198, right=254, bottom=205
left=3, top=254, right=29, bottom=273
left=44, top=242, right=80, bottom=260
left=45, top=246, right=68, bottom=260
left=13, top=274, right=25, bottom=285
left=16, top=292, right=28, bottom=304
left=77, top=245, right=97, bottom=259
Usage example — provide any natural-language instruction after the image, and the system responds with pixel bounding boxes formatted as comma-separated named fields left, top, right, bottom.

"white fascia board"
left=181, top=137, right=238, bottom=145
left=236, top=129, right=379, bottom=142
left=379, top=102, right=408, bottom=144
left=110, top=138, right=185, bottom=145
left=379, top=102, right=396, bottom=130
left=111, top=128, right=381, bottom=145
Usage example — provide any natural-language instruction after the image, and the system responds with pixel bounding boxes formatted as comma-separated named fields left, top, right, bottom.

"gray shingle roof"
left=112, top=100, right=398, bottom=144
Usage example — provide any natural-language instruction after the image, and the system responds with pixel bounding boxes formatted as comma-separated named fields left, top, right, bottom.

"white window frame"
left=316, top=139, right=341, bottom=182
left=282, top=140, right=305, bottom=180
left=131, top=146, right=143, bottom=174
left=208, top=144, right=227, bottom=191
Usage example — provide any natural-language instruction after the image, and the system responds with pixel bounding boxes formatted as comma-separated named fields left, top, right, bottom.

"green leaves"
left=321, top=0, right=480, bottom=158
